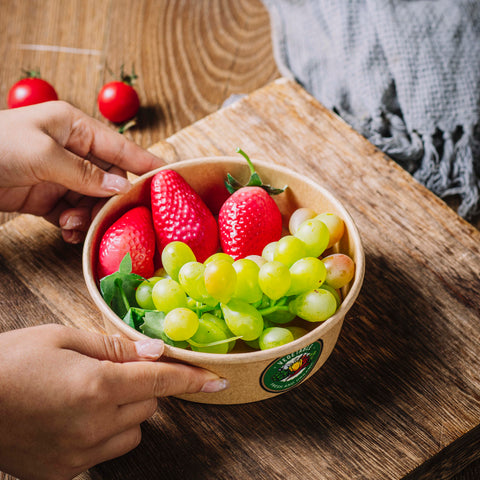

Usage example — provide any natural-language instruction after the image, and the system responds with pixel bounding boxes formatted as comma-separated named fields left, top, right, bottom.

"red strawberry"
left=218, top=149, right=284, bottom=260
left=97, top=206, right=156, bottom=279
left=150, top=169, right=218, bottom=263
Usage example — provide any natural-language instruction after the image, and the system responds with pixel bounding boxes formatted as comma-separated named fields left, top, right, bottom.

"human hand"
left=0, top=324, right=228, bottom=480
left=0, top=101, right=164, bottom=243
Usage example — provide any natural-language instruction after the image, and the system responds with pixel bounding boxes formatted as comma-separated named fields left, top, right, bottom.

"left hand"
left=0, top=101, right=164, bottom=243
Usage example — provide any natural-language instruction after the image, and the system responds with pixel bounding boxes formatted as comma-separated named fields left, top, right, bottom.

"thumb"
left=41, top=140, right=132, bottom=198
left=59, top=327, right=164, bottom=363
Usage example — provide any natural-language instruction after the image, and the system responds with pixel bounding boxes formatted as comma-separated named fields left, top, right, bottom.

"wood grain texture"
left=0, top=0, right=278, bottom=147
left=0, top=0, right=479, bottom=478
left=0, top=0, right=279, bottom=227
left=0, top=79, right=478, bottom=479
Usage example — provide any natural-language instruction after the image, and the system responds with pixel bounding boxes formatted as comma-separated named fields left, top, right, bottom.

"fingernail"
left=201, top=378, right=229, bottom=393
left=61, top=215, right=84, bottom=230
left=101, top=173, right=131, bottom=194
left=135, top=339, right=164, bottom=359
left=61, top=229, right=84, bottom=244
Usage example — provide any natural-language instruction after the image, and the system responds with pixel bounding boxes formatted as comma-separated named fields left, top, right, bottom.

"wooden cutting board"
left=0, top=78, right=479, bottom=480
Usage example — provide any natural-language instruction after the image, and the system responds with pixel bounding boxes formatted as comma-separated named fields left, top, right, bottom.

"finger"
left=17, top=182, right=68, bottom=217
left=51, top=164, right=124, bottom=232
left=61, top=229, right=86, bottom=244
left=38, top=140, right=133, bottom=198
left=88, top=164, right=123, bottom=219
left=57, top=103, right=165, bottom=175
left=55, top=198, right=107, bottom=243
left=116, top=398, right=158, bottom=431
left=58, top=165, right=128, bottom=242
left=59, top=164, right=126, bottom=228
left=107, top=360, right=229, bottom=404
left=85, top=152, right=113, bottom=171
left=76, top=399, right=157, bottom=452
left=59, top=206, right=92, bottom=232
left=71, top=119, right=165, bottom=176
left=59, top=162, right=126, bottom=207
left=59, top=204, right=94, bottom=244
left=41, top=188, right=88, bottom=226
left=86, top=426, right=142, bottom=469
left=41, top=101, right=165, bottom=176
left=58, top=327, right=165, bottom=362
left=43, top=202, right=91, bottom=244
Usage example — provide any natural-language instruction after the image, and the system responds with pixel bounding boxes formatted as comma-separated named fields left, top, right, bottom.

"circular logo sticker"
left=260, top=340, right=323, bottom=393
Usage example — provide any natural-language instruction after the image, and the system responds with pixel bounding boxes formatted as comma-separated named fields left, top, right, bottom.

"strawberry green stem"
left=236, top=148, right=261, bottom=184
left=225, top=148, right=286, bottom=195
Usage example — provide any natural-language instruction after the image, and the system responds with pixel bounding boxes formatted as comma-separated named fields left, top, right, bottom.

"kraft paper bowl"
left=83, top=157, right=365, bottom=404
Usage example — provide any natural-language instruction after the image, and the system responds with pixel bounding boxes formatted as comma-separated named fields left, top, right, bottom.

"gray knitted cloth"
left=261, top=0, right=480, bottom=219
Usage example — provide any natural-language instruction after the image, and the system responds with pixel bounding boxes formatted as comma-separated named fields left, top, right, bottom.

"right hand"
left=0, top=324, right=228, bottom=480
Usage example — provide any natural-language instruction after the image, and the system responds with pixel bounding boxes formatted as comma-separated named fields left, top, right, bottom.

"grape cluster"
left=133, top=208, right=355, bottom=353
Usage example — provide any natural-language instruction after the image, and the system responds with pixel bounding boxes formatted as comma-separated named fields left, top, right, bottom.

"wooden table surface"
left=1, top=2, right=479, bottom=480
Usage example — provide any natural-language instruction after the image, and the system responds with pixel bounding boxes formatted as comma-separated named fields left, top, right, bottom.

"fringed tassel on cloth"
left=365, top=111, right=424, bottom=173
left=260, top=0, right=480, bottom=221
left=365, top=117, right=480, bottom=219
left=413, top=126, right=479, bottom=219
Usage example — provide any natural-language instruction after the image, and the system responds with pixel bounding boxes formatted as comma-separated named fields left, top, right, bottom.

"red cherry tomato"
left=7, top=73, right=58, bottom=109
left=97, top=81, right=140, bottom=124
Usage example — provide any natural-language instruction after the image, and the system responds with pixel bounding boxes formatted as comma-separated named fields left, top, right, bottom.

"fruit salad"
left=97, top=149, right=355, bottom=353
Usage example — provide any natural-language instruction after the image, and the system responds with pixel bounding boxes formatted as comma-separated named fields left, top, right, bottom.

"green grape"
left=178, top=262, right=217, bottom=307
left=289, top=289, right=337, bottom=322
left=244, top=318, right=275, bottom=349
left=315, top=212, right=345, bottom=248
left=258, top=261, right=291, bottom=300
left=263, top=309, right=296, bottom=324
left=204, top=252, right=234, bottom=264
left=287, top=257, right=327, bottom=296
left=294, top=218, right=330, bottom=257
left=135, top=276, right=163, bottom=309
left=152, top=267, right=169, bottom=278
left=286, top=326, right=308, bottom=340
left=151, top=278, right=188, bottom=313
left=262, top=241, right=277, bottom=262
left=221, top=298, right=264, bottom=341
left=202, top=313, right=236, bottom=352
left=204, top=259, right=237, bottom=304
left=161, top=241, right=196, bottom=281
left=259, top=327, right=294, bottom=350
left=273, top=235, right=307, bottom=267
left=322, top=253, right=355, bottom=289
left=244, top=338, right=260, bottom=350
left=163, top=307, right=199, bottom=341
left=140, top=311, right=189, bottom=348
left=204, top=313, right=231, bottom=333
left=289, top=207, right=317, bottom=235
left=189, top=315, right=231, bottom=354
left=245, top=254, right=267, bottom=268
left=232, top=258, right=263, bottom=304
left=319, top=283, right=341, bottom=307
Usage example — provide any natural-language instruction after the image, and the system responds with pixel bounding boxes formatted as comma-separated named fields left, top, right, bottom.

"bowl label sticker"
left=260, top=340, right=323, bottom=393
